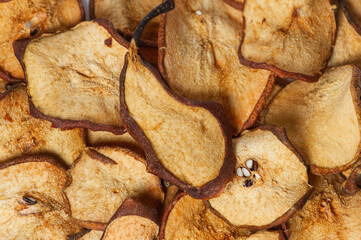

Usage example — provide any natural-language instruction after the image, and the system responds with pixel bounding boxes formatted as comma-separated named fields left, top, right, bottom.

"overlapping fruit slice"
left=287, top=174, right=361, bottom=239
left=208, top=126, right=311, bottom=228
left=239, top=0, right=337, bottom=81
left=262, top=65, right=361, bottom=174
left=64, top=147, right=164, bottom=230
left=329, top=0, right=361, bottom=70
left=159, top=0, right=275, bottom=134
left=0, top=77, right=8, bottom=95
left=0, top=156, right=83, bottom=239
left=341, top=162, right=361, bottom=194
left=15, top=20, right=129, bottom=134
left=0, top=84, right=85, bottom=166
left=0, top=0, right=84, bottom=80
left=70, top=230, right=103, bottom=240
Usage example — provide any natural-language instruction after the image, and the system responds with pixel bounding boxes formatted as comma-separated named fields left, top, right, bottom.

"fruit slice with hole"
left=262, top=65, right=361, bottom=174
left=158, top=0, right=275, bottom=134
left=208, top=126, right=312, bottom=228
left=0, top=156, right=83, bottom=238
left=64, top=147, right=164, bottom=230
left=14, top=20, right=129, bottom=134
left=239, top=0, right=337, bottom=81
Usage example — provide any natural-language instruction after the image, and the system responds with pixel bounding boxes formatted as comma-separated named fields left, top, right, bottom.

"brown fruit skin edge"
left=341, top=0, right=361, bottom=36
left=13, top=19, right=128, bottom=135
left=205, top=125, right=313, bottom=230
left=119, top=52, right=235, bottom=200
left=342, top=163, right=361, bottom=195
left=238, top=0, right=338, bottom=82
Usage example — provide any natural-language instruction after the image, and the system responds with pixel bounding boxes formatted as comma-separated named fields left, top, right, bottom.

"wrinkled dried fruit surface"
left=64, top=147, right=163, bottom=230
left=237, top=231, right=284, bottom=240
left=263, top=65, right=361, bottom=174
left=74, top=230, right=103, bottom=240
left=0, top=0, right=83, bottom=79
left=0, top=157, right=83, bottom=239
left=0, top=85, right=85, bottom=166
left=240, top=0, right=336, bottom=81
left=209, top=127, right=311, bottom=228
left=159, top=0, right=274, bottom=134
left=19, top=21, right=128, bottom=134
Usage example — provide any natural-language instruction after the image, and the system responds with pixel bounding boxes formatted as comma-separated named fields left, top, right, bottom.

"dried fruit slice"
left=0, top=77, right=8, bottom=96
left=328, top=0, right=361, bottom=70
left=64, top=147, right=164, bottom=230
left=341, top=162, right=361, bottom=194
left=101, top=198, right=160, bottom=240
left=239, top=0, right=337, bottom=81
left=15, top=20, right=129, bottom=134
left=288, top=174, right=361, bottom=239
left=0, top=156, right=83, bottom=239
left=262, top=65, right=361, bottom=174
left=208, top=126, right=311, bottom=228
left=0, top=84, right=85, bottom=166
left=0, top=0, right=84, bottom=80
left=159, top=0, right=274, bottom=134
left=238, top=231, right=285, bottom=240
left=69, top=230, right=103, bottom=240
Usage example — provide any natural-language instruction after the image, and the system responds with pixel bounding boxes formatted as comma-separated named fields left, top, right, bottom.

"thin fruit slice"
left=69, top=230, right=103, bottom=240
left=0, top=84, right=85, bottom=166
left=238, top=231, right=285, bottom=240
left=0, top=156, right=83, bottom=239
left=288, top=174, right=361, bottom=239
left=0, top=0, right=84, bottom=80
left=262, top=65, right=361, bottom=174
left=101, top=198, right=160, bottom=240
left=163, top=184, right=179, bottom=212
left=328, top=0, right=361, bottom=70
left=64, top=147, right=164, bottom=230
left=239, top=0, right=337, bottom=81
left=159, top=0, right=274, bottom=134
left=0, top=77, right=8, bottom=95
left=208, top=126, right=312, bottom=228
left=15, top=20, right=129, bottom=134
left=341, top=162, right=361, bottom=194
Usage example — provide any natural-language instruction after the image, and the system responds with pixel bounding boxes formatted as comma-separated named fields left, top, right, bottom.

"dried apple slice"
left=64, top=147, right=164, bottom=230
left=262, top=65, right=361, bottom=174
left=69, top=230, right=103, bottom=240
left=0, top=84, right=85, bottom=166
left=239, top=0, right=337, bottom=82
left=328, top=0, right=361, bottom=70
left=0, top=156, right=83, bottom=238
left=288, top=174, right=361, bottom=239
left=101, top=198, right=160, bottom=240
left=341, top=162, right=361, bottom=194
left=0, top=0, right=84, bottom=81
left=15, top=20, right=129, bottom=134
left=208, top=126, right=311, bottom=228
left=158, top=0, right=275, bottom=134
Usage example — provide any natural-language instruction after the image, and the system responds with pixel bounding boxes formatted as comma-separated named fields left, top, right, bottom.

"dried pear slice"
left=0, top=156, right=83, bottom=239
left=158, top=0, right=275, bottom=134
left=288, top=174, right=361, bottom=239
left=64, top=147, right=164, bottom=230
left=239, top=0, right=337, bottom=82
left=0, top=84, right=85, bottom=166
left=15, top=20, right=129, bottom=134
left=101, top=198, right=160, bottom=240
left=262, top=65, right=361, bottom=174
left=0, top=0, right=84, bottom=80
left=208, top=126, right=311, bottom=228
left=328, top=0, right=361, bottom=70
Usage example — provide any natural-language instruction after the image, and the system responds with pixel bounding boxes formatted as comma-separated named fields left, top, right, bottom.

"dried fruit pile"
left=0, top=0, right=361, bottom=239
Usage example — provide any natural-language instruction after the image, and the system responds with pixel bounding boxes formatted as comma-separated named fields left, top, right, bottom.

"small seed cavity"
left=195, top=10, right=202, bottom=16
left=243, top=179, right=254, bottom=188
left=251, top=161, right=258, bottom=171
left=254, top=173, right=260, bottom=180
left=246, top=159, right=253, bottom=169
left=23, top=196, right=37, bottom=205
left=236, top=167, right=243, bottom=177
left=241, top=167, right=251, bottom=177
left=30, top=28, right=39, bottom=37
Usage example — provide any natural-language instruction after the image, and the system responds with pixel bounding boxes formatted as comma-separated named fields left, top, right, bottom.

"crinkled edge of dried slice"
left=238, top=0, right=338, bottom=82
left=206, top=125, right=313, bottom=230
left=342, top=163, right=361, bottom=194
left=341, top=0, right=361, bottom=35
left=120, top=53, right=235, bottom=199
left=13, top=19, right=128, bottom=135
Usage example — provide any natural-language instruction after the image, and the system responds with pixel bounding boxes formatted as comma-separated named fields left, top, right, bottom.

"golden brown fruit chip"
left=239, top=0, right=337, bottom=81
left=328, top=0, right=361, bottom=70
left=0, top=0, right=84, bottom=80
left=158, top=0, right=275, bottom=134
left=262, top=65, right=361, bottom=174
left=163, top=185, right=179, bottom=212
left=15, top=20, right=129, bottom=134
left=288, top=174, right=361, bottom=239
left=0, top=156, right=83, bottom=239
left=69, top=230, right=103, bottom=240
left=64, top=147, right=164, bottom=230
left=341, top=162, right=361, bottom=195
left=208, top=126, right=311, bottom=228
left=120, top=44, right=234, bottom=199
left=101, top=198, right=159, bottom=240
left=0, top=85, right=85, bottom=166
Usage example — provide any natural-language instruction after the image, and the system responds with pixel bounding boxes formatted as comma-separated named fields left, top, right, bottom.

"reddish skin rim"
left=341, top=0, right=361, bottom=36
left=13, top=19, right=128, bottom=135
left=342, top=164, right=361, bottom=195
left=119, top=51, right=235, bottom=200
left=238, top=0, right=338, bottom=82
